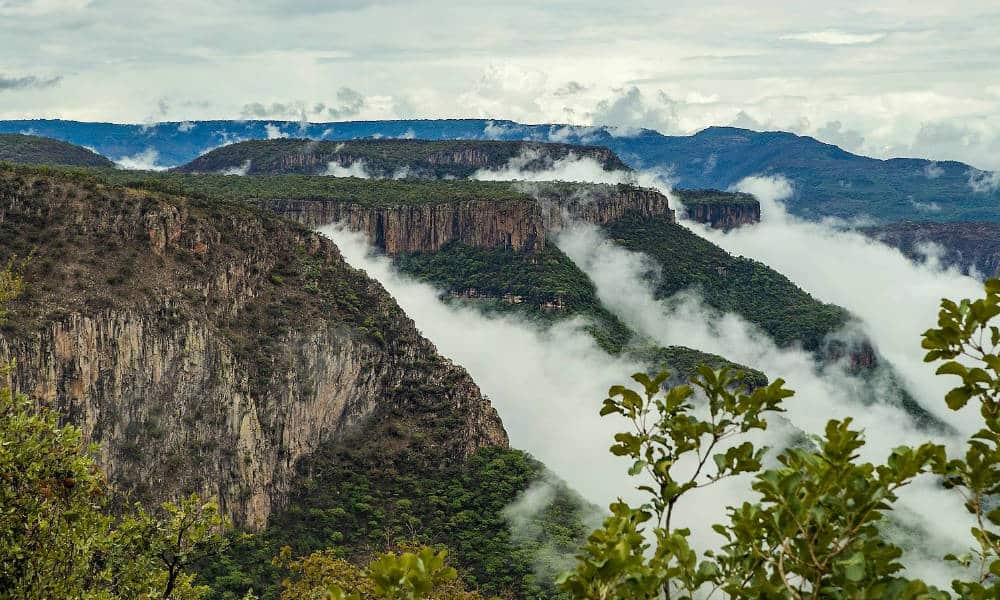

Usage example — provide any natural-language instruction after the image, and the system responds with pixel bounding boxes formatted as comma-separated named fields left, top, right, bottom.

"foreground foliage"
left=199, top=444, right=594, bottom=600
left=560, top=276, right=1000, bottom=598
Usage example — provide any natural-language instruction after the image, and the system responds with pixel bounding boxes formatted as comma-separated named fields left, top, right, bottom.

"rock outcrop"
left=676, top=190, right=760, bottom=229
left=0, top=166, right=507, bottom=528
left=259, top=183, right=675, bottom=255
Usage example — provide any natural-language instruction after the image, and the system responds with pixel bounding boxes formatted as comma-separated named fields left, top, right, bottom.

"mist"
left=683, top=176, right=985, bottom=436
left=465, top=153, right=983, bottom=584
left=318, top=224, right=646, bottom=512
left=114, top=148, right=167, bottom=171
left=471, top=150, right=674, bottom=191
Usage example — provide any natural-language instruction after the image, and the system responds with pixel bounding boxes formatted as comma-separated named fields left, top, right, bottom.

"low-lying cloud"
left=969, top=168, right=1000, bottom=193
left=471, top=149, right=674, bottom=192
left=114, top=148, right=166, bottom=171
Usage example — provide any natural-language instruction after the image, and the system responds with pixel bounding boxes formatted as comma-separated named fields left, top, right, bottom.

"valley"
left=0, top=128, right=990, bottom=598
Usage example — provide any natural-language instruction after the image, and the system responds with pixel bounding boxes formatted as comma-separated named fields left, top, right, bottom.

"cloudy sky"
left=2, top=0, right=999, bottom=167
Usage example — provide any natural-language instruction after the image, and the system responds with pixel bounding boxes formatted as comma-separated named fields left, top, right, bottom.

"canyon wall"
left=0, top=168, right=507, bottom=528
left=259, top=185, right=675, bottom=254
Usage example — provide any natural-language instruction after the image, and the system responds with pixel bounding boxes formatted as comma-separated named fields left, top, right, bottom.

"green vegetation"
left=604, top=212, right=849, bottom=351
left=199, top=443, right=594, bottom=600
left=174, top=138, right=629, bottom=177
left=0, top=133, right=115, bottom=168
left=394, top=241, right=767, bottom=385
left=61, top=166, right=539, bottom=206
left=277, top=544, right=484, bottom=600
left=557, top=277, right=1000, bottom=598
left=625, top=344, right=768, bottom=389
left=396, top=242, right=632, bottom=353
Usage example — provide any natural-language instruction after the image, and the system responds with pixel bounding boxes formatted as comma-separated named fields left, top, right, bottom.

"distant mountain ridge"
left=0, top=133, right=114, bottom=167
left=2, top=118, right=996, bottom=223
left=174, top=137, right=628, bottom=177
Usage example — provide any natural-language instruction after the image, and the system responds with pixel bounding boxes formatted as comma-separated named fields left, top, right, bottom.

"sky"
left=2, top=0, right=1000, bottom=167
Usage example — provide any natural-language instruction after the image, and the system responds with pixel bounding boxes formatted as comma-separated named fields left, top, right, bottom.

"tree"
left=923, top=277, right=1000, bottom=597
left=561, top=277, right=1000, bottom=598
left=275, top=543, right=486, bottom=600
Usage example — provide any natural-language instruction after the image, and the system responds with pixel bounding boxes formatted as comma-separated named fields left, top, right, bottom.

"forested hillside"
left=0, top=133, right=114, bottom=167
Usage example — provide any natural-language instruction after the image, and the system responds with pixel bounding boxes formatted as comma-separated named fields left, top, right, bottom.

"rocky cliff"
left=261, top=197, right=547, bottom=254
left=0, top=166, right=507, bottom=528
left=676, top=189, right=760, bottom=229
left=259, top=183, right=674, bottom=255
left=174, top=138, right=630, bottom=178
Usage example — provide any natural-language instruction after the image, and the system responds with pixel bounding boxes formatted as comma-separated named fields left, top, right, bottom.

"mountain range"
left=2, top=118, right=997, bottom=224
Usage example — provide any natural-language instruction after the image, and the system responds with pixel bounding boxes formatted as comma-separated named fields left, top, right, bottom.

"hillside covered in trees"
left=0, top=133, right=115, bottom=167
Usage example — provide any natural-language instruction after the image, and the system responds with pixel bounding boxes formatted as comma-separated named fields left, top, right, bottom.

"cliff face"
left=261, top=198, right=547, bottom=254
left=259, top=184, right=675, bottom=255
left=676, top=190, right=761, bottom=229
left=0, top=167, right=507, bottom=528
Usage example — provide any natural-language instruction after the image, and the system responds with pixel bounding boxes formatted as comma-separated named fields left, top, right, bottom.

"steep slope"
left=0, top=165, right=507, bottom=528
left=602, top=213, right=858, bottom=358
left=863, top=221, right=1000, bottom=279
left=174, top=138, right=629, bottom=177
left=4, top=118, right=997, bottom=223
left=0, top=133, right=115, bottom=167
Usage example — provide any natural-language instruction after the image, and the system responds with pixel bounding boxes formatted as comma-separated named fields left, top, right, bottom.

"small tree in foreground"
left=560, top=277, right=1000, bottom=598
left=275, top=543, right=486, bottom=600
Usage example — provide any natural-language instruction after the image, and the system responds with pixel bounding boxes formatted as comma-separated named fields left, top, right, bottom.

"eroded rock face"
left=0, top=168, right=507, bottom=528
left=275, top=199, right=547, bottom=253
left=676, top=190, right=761, bottom=229
left=260, top=185, right=675, bottom=255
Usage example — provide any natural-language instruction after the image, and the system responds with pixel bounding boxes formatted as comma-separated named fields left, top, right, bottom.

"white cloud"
left=3, top=3, right=1000, bottom=168
left=557, top=221, right=972, bottom=585
left=220, top=159, right=251, bottom=175
left=264, top=123, right=287, bottom=139
left=472, top=150, right=674, bottom=192
left=780, top=30, right=887, bottom=45
left=923, top=162, right=944, bottom=179
left=969, top=168, right=1000, bottom=193
left=114, top=147, right=165, bottom=171
left=323, top=159, right=369, bottom=177
left=318, top=225, right=647, bottom=512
